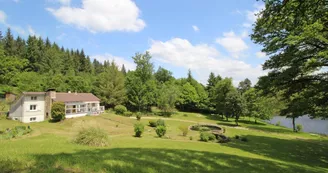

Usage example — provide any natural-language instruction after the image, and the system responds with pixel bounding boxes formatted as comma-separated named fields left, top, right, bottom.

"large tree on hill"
left=154, top=66, right=173, bottom=83
left=253, top=0, right=328, bottom=119
left=206, top=72, right=222, bottom=112
left=214, top=78, right=235, bottom=120
left=126, top=52, right=156, bottom=111
left=225, top=89, right=247, bottom=126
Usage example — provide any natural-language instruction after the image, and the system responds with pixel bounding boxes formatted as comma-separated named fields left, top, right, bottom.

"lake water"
left=267, top=116, right=328, bottom=135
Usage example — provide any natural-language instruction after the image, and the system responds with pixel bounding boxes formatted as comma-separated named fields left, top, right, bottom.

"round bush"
left=241, top=137, right=248, bottom=142
left=149, top=120, right=157, bottom=127
left=156, top=125, right=167, bottom=137
left=178, top=125, right=189, bottom=136
left=296, top=124, right=303, bottom=132
left=136, top=112, right=142, bottom=121
left=134, top=123, right=144, bottom=137
left=123, top=111, right=133, bottom=117
left=156, top=119, right=166, bottom=127
left=74, top=127, right=109, bottom=147
left=51, top=102, right=65, bottom=122
left=114, top=105, right=127, bottom=115
left=200, top=132, right=216, bottom=142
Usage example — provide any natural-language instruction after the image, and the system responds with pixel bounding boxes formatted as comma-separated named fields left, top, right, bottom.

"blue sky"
left=0, top=0, right=267, bottom=85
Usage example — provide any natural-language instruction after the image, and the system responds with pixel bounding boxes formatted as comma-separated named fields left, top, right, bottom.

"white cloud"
left=27, top=25, right=40, bottom=37
left=244, top=3, right=265, bottom=28
left=256, top=51, right=266, bottom=59
left=192, top=25, right=199, bottom=32
left=0, top=10, right=7, bottom=23
left=92, top=54, right=135, bottom=71
left=58, top=0, right=71, bottom=6
left=148, top=38, right=264, bottom=85
left=47, top=0, right=146, bottom=33
left=13, top=0, right=19, bottom=3
left=56, top=33, right=67, bottom=40
left=216, top=31, right=248, bottom=58
left=0, top=10, right=26, bottom=35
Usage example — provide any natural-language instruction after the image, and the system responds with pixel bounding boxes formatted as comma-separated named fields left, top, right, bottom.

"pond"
left=267, top=115, right=328, bottom=135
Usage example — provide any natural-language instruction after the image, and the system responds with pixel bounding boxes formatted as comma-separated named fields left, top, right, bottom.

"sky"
left=0, top=0, right=268, bottom=86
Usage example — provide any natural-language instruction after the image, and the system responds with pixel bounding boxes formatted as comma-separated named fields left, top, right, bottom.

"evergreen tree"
left=26, top=36, right=40, bottom=72
left=121, top=64, right=127, bottom=76
left=3, top=28, right=16, bottom=56
left=96, top=61, right=126, bottom=107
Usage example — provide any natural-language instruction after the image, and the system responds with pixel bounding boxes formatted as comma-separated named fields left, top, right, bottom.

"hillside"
left=0, top=112, right=327, bottom=173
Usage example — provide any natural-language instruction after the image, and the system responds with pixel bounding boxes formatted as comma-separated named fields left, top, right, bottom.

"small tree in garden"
left=134, top=123, right=144, bottom=137
left=51, top=102, right=65, bottom=122
left=156, top=125, right=166, bottom=137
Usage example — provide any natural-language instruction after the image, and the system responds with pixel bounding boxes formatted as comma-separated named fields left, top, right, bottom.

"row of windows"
left=31, top=96, right=37, bottom=100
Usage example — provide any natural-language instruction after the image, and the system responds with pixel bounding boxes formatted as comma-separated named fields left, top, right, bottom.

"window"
left=31, top=96, right=37, bottom=100
left=30, top=105, right=37, bottom=111
left=30, top=117, right=36, bottom=121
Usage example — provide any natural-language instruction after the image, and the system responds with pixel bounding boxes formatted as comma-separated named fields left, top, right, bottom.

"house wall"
left=9, top=96, right=24, bottom=122
left=22, top=95, right=45, bottom=123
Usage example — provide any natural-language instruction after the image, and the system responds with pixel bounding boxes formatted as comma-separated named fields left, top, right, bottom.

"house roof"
left=23, top=92, right=46, bottom=95
left=53, top=93, right=100, bottom=102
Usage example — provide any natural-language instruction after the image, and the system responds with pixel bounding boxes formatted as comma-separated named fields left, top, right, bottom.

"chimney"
left=47, top=89, right=56, bottom=99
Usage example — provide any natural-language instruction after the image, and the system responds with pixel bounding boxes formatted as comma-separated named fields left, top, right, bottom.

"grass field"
left=0, top=112, right=327, bottom=173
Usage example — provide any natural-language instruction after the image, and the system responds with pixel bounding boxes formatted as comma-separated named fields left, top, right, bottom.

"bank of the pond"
left=267, top=116, right=328, bottom=135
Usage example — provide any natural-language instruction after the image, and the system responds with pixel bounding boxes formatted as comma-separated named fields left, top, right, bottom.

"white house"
left=9, top=90, right=104, bottom=123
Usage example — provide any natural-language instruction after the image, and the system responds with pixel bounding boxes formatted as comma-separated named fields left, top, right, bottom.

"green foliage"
left=51, top=102, right=65, bottom=122
left=214, top=78, right=235, bottom=120
left=296, top=124, right=303, bottom=132
left=178, top=125, right=189, bottom=136
left=74, top=127, right=109, bottom=147
left=275, top=121, right=281, bottom=126
left=157, top=83, right=179, bottom=115
left=134, top=123, right=144, bottom=137
left=136, top=112, right=142, bottom=121
left=155, top=125, right=167, bottom=137
left=225, top=89, right=247, bottom=126
left=156, top=119, right=166, bottom=127
left=0, top=126, right=32, bottom=140
left=235, top=135, right=240, bottom=139
left=114, top=105, right=127, bottom=115
left=200, top=132, right=216, bottom=142
left=95, top=61, right=126, bottom=108
left=189, top=136, right=193, bottom=140
left=149, top=120, right=157, bottom=127
left=154, top=66, right=174, bottom=83
left=237, top=78, right=251, bottom=94
left=123, top=111, right=133, bottom=117
left=252, top=0, right=328, bottom=119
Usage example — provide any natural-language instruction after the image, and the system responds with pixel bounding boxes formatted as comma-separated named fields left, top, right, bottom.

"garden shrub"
left=51, top=102, right=65, bottom=122
left=199, top=127, right=211, bottom=132
left=191, top=124, right=200, bottom=131
left=114, top=105, right=127, bottom=115
left=296, top=124, right=303, bottom=132
left=200, top=132, right=216, bottom=142
left=241, top=137, right=248, bottom=142
left=178, top=125, right=188, bottom=136
left=74, top=127, right=109, bottom=147
left=155, top=125, right=167, bottom=137
left=149, top=120, right=157, bottom=127
left=134, top=123, right=144, bottom=137
left=189, top=136, right=193, bottom=140
left=275, top=121, right=281, bottom=126
left=235, top=135, right=240, bottom=139
left=0, top=126, right=32, bottom=140
left=156, top=119, right=166, bottom=127
left=136, top=112, right=142, bottom=121
left=123, top=111, right=133, bottom=117
left=183, top=114, right=188, bottom=117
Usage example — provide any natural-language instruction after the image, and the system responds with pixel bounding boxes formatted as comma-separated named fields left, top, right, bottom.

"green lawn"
left=0, top=113, right=327, bottom=173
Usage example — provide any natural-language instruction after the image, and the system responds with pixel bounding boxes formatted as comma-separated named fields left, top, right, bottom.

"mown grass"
left=0, top=112, right=327, bottom=173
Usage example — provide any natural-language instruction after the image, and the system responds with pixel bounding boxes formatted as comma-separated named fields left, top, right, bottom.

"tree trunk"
left=292, top=117, right=296, bottom=132
left=235, top=115, right=239, bottom=126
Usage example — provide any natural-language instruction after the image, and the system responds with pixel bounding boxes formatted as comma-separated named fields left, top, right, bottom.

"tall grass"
left=74, top=127, right=109, bottom=147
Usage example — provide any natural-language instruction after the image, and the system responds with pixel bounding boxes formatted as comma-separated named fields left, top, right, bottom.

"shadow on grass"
left=228, top=135, right=328, bottom=171
left=1, top=147, right=326, bottom=173
left=246, top=125, right=294, bottom=134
